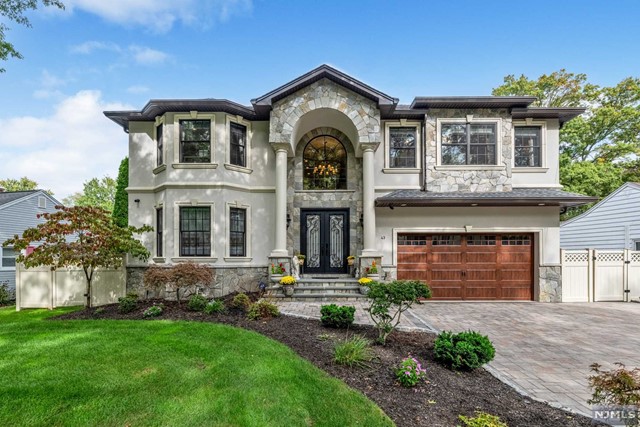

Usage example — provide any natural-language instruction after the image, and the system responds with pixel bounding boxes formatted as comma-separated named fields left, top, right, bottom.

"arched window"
left=303, top=136, right=347, bottom=190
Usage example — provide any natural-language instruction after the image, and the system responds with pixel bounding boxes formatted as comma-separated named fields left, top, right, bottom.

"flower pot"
left=282, top=285, right=295, bottom=297
left=367, top=273, right=380, bottom=281
left=359, top=286, right=369, bottom=295
left=271, top=274, right=283, bottom=283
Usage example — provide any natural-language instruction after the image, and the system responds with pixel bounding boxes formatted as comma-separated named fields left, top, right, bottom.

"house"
left=104, top=64, right=595, bottom=302
left=561, top=182, right=640, bottom=250
left=0, top=189, right=61, bottom=297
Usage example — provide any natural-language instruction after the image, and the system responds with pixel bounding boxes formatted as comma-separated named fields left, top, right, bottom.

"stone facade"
left=126, top=266, right=268, bottom=299
left=538, top=266, right=562, bottom=302
left=424, top=108, right=513, bottom=192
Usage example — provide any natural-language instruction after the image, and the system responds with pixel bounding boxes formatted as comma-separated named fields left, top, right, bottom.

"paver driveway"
left=278, top=300, right=640, bottom=417
left=410, top=301, right=640, bottom=416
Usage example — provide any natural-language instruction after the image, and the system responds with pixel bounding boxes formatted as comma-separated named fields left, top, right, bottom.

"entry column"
left=270, top=143, right=289, bottom=257
left=361, top=143, right=379, bottom=256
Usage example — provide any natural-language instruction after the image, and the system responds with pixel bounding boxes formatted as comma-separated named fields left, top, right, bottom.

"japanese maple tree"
left=3, top=205, right=152, bottom=307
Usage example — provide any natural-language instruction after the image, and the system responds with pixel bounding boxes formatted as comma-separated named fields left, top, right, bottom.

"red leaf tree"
left=3, top=205, right=152, bottom=307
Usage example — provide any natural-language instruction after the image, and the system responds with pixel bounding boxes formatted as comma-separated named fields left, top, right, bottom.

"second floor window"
left=441, top=122, right=497, bottom=165
left=180, top=206, right=211, bottom=257
left=156, top=123, right=164, bottom=166
left=514, top=126, right=541, bottom=167
left=389, top=127, right=417, bottom=168
left=180, top=120, right=211, bottom=163
left=229, top=208, right=246, bottom=257
left=230, top=122, right=247, bottom=167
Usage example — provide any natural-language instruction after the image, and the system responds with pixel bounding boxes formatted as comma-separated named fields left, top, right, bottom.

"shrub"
left=588, top=362, right=640, bottom=421
left=143, top=262, right=213, bottom=303
left=458, top=412, right=508, bottom=427
left=143, top=304, right=164, bottom=318
left=0, top=283, right=10, bottom=305
left=204, top=300, right=226, bottom=315
left=334, top=335, right=374, bottom=368
left=320, top=304, right=355, bottom=329
left=118, top=294, right=138, bottom=314
left=434, top=330, right=495, bottom=371
left=396, top=356, right=427, bottom=387
left=231, top=293, right=251, bottom=311
left=247, top=300, right=280, bottom=320
left=187, top=294, right=208, bottom=312
left=365, top=280, right=431, bottom=344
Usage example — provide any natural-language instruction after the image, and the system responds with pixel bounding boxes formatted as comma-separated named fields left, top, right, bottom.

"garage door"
left=397, top=234, right=533, bottom=300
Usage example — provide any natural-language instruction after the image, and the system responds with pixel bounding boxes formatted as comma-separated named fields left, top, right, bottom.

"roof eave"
left=410, top=96, right=537, bottom=109
left=375, top=196, right=599, bottom=208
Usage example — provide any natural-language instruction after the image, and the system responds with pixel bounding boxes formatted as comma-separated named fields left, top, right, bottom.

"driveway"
left=409, top=302, right=640, bottom=416
left=278, top=300, right=640, bottom=417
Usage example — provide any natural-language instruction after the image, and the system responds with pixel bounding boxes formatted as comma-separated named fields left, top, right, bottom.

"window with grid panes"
left=514, top=126, right=541, bottom=167
left=441, top=122, right=497, bottom=165
left=230, top=122, right=246, bottom=167
left=179, top=207, right=211, bottom=256
left=156, top=208, right=163, bottom=257
left=180, top=120, right=211, bottom=163
left=1, top=247, right=16, bottom=268
left=229, top=208, right=246, bottom=257
left=156, top=123, right=164, bottom=166
left=389, top=127, right=417, bottom=168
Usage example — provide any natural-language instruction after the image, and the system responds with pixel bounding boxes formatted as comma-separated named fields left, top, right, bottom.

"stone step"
left=295, top=286, right=360, bottom=294
left=270, top=293, right=367, bottom=302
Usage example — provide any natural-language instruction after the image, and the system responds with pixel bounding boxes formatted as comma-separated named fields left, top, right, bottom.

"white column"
left=270, top=145, right=289, bottom=257
left=361, top=144, right=378, bottom=256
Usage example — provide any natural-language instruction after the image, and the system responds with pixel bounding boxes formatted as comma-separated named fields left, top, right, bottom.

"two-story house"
left=105, top=65, right=595, bottom=302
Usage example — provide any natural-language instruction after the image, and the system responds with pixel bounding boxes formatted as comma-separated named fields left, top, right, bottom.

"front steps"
left=267, top=277, right=368, bottom=302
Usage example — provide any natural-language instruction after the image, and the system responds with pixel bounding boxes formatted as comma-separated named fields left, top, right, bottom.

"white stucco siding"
left=512, top=119, right=561, bottom=189
left=560, top=183, right=640, bottom=250
left=375, top=206, right=561, bottom=268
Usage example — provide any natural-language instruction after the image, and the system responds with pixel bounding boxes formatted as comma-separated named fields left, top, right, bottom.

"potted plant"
left=296, top=254, right=306, bottom=265
left=271, top=262, right=286, bottom=281
left=279, top=275, right=297, bottom=297
left=358, top=277, right=373, bottom=295
left=365, top=261, right=379, bottom=280
left=347, top=255, right=355, bottom=266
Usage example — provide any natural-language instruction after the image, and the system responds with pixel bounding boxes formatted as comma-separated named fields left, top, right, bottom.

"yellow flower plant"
left=279, top=275, right=297, bottom=286
left=358, top=277, right=373, bottom=286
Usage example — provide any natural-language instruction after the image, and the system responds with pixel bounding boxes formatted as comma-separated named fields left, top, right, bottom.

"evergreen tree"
left=112, top=157, right=129, bottom=228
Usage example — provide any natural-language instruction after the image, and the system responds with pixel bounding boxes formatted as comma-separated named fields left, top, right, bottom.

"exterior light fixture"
left=286, top=213, right=291, bottom=229
left=134, top=198, right=140, bottom=207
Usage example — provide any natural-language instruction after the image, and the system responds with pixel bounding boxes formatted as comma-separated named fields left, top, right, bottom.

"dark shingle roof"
left=0, top=190, right=38, bottom=207
left=376, top=188, right=598, bottom=208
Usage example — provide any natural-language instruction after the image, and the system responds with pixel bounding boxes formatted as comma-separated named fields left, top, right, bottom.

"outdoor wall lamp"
left=359, top=213, right=363, bottom=225
left=286, top=213, right=291, bottom=229
left=134, top=198, right=140, bottom=207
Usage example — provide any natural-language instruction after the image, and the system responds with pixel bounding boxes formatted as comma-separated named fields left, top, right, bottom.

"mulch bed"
left=56, top=295, right=604, bottom=427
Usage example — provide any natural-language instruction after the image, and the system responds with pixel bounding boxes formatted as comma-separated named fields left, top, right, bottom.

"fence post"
left=589, top=249, right=595, bottom=302
left=15, top=263, right=21, bottom=312
left=624, top=249, right=629, bottom=302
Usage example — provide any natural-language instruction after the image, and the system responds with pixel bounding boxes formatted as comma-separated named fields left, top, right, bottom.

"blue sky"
left=0, top=0, right=639, bottom=199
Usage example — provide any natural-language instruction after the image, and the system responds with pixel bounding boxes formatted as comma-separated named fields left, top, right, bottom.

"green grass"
left=0, top=306, right=393, bottom=427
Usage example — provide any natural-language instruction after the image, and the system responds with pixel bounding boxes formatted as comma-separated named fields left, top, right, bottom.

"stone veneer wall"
left=287, top=127, right=363, bottom=257
left=425, top=108, right=513, bottom=192
left=268, top=78, right=381, bottom=146
left=538, top=266, right=562, bottom=302
left=126, top=267, right=268, bottom=299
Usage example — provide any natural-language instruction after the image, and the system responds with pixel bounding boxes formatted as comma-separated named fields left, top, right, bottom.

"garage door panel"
left=430, top=252, right=462, bottom=265
left=430, top=284, right=464, bottom=300
left=465, top=286, right=499, bottom=299
left=466, top=252, right=497, bottom=264
left=466, top=269, right=497, bottom=281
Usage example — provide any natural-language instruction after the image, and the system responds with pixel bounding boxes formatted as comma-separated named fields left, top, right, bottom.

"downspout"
left=420, top=112, right=427, bottom=191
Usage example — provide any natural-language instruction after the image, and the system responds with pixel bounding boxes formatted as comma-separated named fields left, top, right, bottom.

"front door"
left=301, top=209, right=349, bottom=274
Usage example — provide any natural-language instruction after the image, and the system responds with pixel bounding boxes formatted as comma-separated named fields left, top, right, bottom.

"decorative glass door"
left=301, top=209, right=349, bottom=274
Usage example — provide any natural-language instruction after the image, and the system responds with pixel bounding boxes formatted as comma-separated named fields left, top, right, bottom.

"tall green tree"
left=63, top=176, right=116, bottom=212
left=112, top=157, right=129, bottom=228
left=0, top=0, right=65, bottom=72
left=0, top=176, right=53, bottom=194
left=4, top=205, right=151, bottom=307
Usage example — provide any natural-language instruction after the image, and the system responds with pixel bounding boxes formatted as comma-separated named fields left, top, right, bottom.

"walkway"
left=277, top=300, right=640, bottom=417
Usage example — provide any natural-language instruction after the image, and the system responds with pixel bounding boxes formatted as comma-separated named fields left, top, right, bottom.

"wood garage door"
left=397, top=234, right=533, bottom=300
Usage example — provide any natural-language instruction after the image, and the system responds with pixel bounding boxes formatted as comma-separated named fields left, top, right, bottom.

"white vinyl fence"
left=561, top=249, right=640, bottom=302
left=15, top=264, right=126, bottom=310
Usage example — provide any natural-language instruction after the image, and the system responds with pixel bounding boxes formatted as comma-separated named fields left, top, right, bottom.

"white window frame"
left=224, top=201, right=252, bottom=261
left=634, top=240, right=640, bottom=251
left=383, top=120, right=421, bottom=174
left=153, top=203, right=165, bottom=262
left=172, top=201, right=216, bottom=262
left=153, top=115, right=167, bottom=174
left=224, top=115, right=253, bottom=174
left=436, top=117, right=504, bottom=170
left=512, top=119, right=548, bottom=171
left=38, top=196, right=46, bottom=209
left=172, top=111, right=217, bottom=169
left=0, top=246, right=17, bottom=270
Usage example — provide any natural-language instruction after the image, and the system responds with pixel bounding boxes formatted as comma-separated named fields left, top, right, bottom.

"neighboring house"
left=0, top=190, right=61, bottom=295
left=105, top=64, right=595, bottom=302
left=561, top=182, right=640, bottom=250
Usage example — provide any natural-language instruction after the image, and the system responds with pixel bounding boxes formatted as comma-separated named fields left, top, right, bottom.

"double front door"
left=301, top=209, right=349, bottom=274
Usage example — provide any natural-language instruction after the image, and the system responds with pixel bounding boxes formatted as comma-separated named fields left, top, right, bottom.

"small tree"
left=143, top=262, right=213, bottom=303
left=589, top=363, right=640, bottom=426
left=3, top=205, right=151, bottom=307
left=365, top=280, right=431, bottom=345
left=112, top=157, right=129, bottom=228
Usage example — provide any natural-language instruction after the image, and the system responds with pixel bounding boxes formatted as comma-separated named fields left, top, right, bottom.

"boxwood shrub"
left=320, top=304, right=355, bottom=329
left=187, top=294, right=208, bottom=312
left=434, top=330, right=495, bottom=371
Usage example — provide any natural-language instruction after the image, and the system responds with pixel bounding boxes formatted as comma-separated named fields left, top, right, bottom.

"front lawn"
left=0, top=307, right=392, bottom=427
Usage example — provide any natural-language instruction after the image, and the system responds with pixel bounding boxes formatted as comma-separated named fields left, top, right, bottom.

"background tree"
left=3, top=205, right=151, bottom=307
left=112, top=157, right=129, bottom=227
left=0, top=0, right=65, bottom=72
left=0, top=176, right=53, bottom=194
left=63, top=176, right=116, bottom=211
left=493, top=70, right=640, bottom=219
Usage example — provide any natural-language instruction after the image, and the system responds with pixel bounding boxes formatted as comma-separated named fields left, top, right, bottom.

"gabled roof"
left=251, top=64, right=399, bottom=116
left=0, top=190, right=61, bottom=212
left=560, top=182, right=640, bottom=226
left=376, top=188, right=598, bottom=208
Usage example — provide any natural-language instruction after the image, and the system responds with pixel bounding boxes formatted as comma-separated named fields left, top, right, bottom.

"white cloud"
left=64, top=0, right=252, bottom=33
left=126, top=85, right=150, bottom=94
left=129, top=46, right=170, bottom=65
left=0, top=91, right=132, bottom=200
left=32, top=70, right=69, bottom=99
left=70, top=41, right=122, bottom=54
